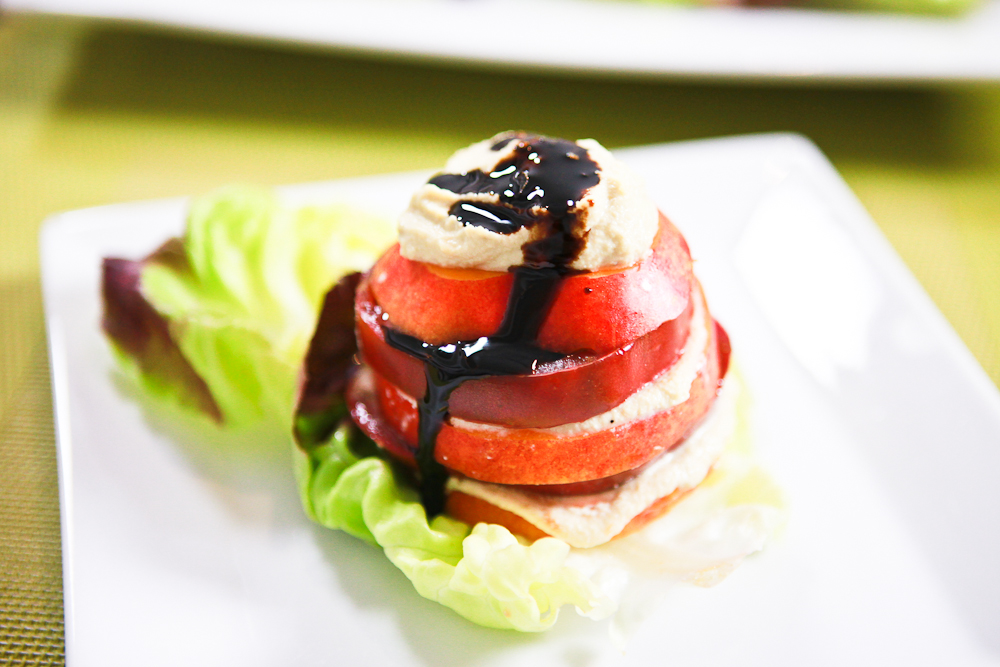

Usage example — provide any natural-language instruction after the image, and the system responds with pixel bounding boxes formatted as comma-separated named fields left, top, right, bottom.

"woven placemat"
left=0, top=281, right=64, bottom=666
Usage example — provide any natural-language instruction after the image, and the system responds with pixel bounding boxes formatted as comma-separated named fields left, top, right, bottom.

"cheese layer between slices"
left=446, top=375, right=739, bottom=549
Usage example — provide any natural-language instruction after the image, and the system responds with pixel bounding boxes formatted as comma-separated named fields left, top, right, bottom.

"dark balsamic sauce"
left=385, top=133, right=601, bottom=516
left=428, top=133, right=599, bottom=263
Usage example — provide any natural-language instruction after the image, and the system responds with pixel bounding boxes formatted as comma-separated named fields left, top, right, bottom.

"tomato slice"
left=356, top=279, right=693, bottom=428
left=444, top=484, right=693, bottom=541
left=347, top=314, right=726, bottom=487
left=368, top=211, right=693, bottom=356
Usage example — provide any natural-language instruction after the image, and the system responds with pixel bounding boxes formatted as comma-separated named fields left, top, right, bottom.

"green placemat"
left=0, top=280, right=62, bottom=665
left=2, top=12, right=998, bottom=665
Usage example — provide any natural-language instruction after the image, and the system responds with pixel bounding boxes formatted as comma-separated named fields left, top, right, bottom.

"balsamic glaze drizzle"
left=428, top=133, right=599, bottom=258
left=385, top=133, right=601, bottom=516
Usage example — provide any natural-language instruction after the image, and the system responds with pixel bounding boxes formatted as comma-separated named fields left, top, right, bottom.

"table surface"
left=2, top=12, right=999, bottom=665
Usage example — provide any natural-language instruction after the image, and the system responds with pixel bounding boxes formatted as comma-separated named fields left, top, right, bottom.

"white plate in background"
left=8, top=0, right=1000, bottom=82
left=42, top=134, right=1000, bottom=666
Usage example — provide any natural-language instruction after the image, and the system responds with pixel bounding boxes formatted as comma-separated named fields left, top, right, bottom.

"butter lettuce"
left=102, top=186, right=394, bottom=427
left=295, top=422, right=616, bottom=631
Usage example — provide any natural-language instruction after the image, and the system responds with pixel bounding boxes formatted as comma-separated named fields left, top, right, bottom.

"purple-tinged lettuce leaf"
left=102, top=185, right=393, bottom=426
left=102, top=242, right=223, bottom=421
left=293, top=271, right=363, bottom=448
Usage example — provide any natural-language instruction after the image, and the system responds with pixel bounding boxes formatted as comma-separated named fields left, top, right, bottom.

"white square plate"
left=42, top=134, right=1000, bottom=666
left=9, top=0, right=1000, bottom=82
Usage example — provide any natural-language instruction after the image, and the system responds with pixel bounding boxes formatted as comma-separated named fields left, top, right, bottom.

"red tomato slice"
left=347, top=312, right=727, bottom=487
left=355, top=279, right=694, bottom=428
left=368, top=211, right=693, bottom=356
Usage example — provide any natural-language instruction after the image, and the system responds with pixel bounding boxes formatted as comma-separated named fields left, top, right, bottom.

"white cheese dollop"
left=397, top=133, right=659, bottom=272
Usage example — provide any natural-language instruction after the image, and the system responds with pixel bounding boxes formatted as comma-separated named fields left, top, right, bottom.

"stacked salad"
left=102, top=136, right=785, bottom=638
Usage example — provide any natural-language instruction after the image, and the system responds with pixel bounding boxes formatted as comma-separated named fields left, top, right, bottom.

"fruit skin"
left=347, top=305, right=727, bottom=487
left=368, top=211, right=693, bottom=356
left=355, top=279, right=693, bottom=429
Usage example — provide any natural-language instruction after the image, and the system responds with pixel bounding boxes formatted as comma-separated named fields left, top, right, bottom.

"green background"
left=2, top=12, right=998, bottom=664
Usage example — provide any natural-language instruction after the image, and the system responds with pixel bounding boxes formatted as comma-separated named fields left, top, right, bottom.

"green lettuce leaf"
left=102, top=186, right=394, bottom=427
left=295, top=423, right=615, bottom=631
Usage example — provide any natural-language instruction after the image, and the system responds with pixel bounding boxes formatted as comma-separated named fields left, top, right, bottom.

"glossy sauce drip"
left=386, top=134, right=601, bottom=516
left=428, top=133, right=599, bottom=261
